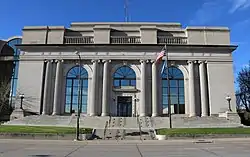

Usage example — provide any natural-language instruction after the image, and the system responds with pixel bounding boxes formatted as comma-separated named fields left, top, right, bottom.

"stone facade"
left=14, top=22, right=237, bottom=117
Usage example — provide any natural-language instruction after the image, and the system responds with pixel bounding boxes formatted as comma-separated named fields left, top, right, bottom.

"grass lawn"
left=157, top=128, right=250, bottom=136
left=0, top=125, right=92, bottom=134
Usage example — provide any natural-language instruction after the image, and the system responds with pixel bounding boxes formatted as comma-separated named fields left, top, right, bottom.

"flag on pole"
left=161, top=60, right=167, bottom=74
left=155, top=45, right=167, bottom=74
left=155, top=45, right=166, bottom=63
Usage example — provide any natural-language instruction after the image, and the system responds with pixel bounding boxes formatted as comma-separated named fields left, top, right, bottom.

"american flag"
left=155, top=45, right=166, bottom=63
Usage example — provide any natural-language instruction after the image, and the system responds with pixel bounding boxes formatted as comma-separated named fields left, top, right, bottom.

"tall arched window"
left=7, top=38, right=22, bottom=107
left=65, top=66, right=88, bottom=114
left=162, top=66, right=185, bottom=114
left=113, top=65, right=136, bottom=87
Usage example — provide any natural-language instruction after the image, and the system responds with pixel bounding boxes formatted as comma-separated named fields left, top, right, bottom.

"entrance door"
left=117, top=96, right=132, bottom=117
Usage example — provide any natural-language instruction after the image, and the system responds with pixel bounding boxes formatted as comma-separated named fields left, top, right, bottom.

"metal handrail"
left=136, top=112, right=142, bottom=140
left=149, top=117, right=157, bottom=140
left=103, top=121, right=108, bottom=139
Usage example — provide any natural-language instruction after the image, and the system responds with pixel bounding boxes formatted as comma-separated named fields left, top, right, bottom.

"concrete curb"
left=164, top=134, right=250, bottom=140
left=0, top=133, right=75, bottom=140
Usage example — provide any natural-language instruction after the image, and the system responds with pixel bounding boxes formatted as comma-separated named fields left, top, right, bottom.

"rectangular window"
left=170, top=87, right=178, bottom=95
left=66, top=79, right=72, bottom=86
left=65, top=105, right=71, bottom=113
left=121, top=80, right=129, bottom=86
left=178, top=80, right=184, bottom=87
left=82, top=79, right=88, bottom=87
left=170, top=80, right=178, bottom=87
left=81, top=104, right=87, bottom=113
left=130, top=80, right=136, bottom=86
left=162, top=80, right=168, bottom=87
left=179, top=88, right=184, bottom=95
left=113, top=80, right=120, bottom=87
left=179, top=96, right=185, bottom=104
left=65, top=96, right=71, bottom=104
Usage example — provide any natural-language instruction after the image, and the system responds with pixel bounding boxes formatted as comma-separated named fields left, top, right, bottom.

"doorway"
left=117, top=96, right=132, bottom=117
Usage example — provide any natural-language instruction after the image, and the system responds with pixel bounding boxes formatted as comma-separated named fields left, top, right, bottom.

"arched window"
left=65, top=66, right=88, bottom=114
left=7, top=38, right=22, bottom=107
left=113, top=66, right=136, bottom=87
left=162, top=66, right=185, bottom=114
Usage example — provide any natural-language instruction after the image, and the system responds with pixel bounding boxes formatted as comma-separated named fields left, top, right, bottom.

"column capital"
left=44, top=59, right=52, bottom=63
left=187, top=60, right=194, bottom=64
left=140, top=59, right=149, bottom=63
left=198, top=60, right=207, bottom=64
left=91, top=59, right=98, bottom=63
left=102, top=59, right=111, bottom=63
left=150, top=60, right=156, bottom=63
left=55, top=59, right=64, bottom=63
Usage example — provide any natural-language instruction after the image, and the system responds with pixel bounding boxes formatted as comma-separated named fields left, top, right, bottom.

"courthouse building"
left=13, top=22, right=237, bottom=117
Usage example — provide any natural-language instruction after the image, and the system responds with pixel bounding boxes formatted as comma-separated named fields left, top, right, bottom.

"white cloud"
left=229, top=0, right=250, bottom=13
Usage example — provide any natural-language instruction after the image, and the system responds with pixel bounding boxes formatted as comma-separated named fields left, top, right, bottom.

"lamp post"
left=75, top=51, right=82, bottom=141
left=19, top=94, right=24, bottom=110
left=226, top=95, right=232, bottom=112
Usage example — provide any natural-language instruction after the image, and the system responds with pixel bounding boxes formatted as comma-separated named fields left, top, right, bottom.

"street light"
left=226, top=95, right=232, bottom=112
left=19, top=94, right=24, bottom=110
left=75, top=51, right=82, bottom=141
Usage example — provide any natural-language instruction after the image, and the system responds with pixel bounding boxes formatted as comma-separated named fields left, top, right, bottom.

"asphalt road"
left=0, top=138, right=250, bottom=157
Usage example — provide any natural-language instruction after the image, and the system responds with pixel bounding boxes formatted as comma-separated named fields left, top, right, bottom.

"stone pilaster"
left=101, top=60, right=111, bottom=116
left=199, top=60, right=209, bottom=116
left=52, top=60, right=63, bottom=115
left=140, top=60, right=147, bottom=117
left=42, top=60, right=52, bottom=115
left=188, top=60, right=196, bottom=117
left=151, top=60, right=159, bottom=117
left=90, top=60, right=98, bottom=116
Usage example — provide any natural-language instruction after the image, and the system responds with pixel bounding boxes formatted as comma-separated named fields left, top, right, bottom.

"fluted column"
left=151, top=60, right=159, bottom=117
left=101, top=60, right=110, bottom=116
left=52, top=60, right=63, bottom=115
left=199, top=61, right=209, bottom=116
left=188, top=61, right=196, bottom=117
left=42, top=60, right=52, bottom=115
left=140, top=60, right=146, bottom=116
left=90, top=60, right=98, bottom=116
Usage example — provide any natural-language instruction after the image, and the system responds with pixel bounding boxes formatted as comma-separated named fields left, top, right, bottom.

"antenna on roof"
left=124, top=0, right=129, bottom=22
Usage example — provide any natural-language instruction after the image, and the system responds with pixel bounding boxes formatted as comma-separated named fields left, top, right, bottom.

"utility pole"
left=166, top=46, right=172, bottom=129
left=124, top=0, right=129, bottom=22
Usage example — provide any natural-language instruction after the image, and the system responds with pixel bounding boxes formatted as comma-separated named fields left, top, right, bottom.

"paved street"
left=0, top=138, right=250, bottom=157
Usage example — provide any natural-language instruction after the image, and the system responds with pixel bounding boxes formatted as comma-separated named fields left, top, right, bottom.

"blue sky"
left=1, top=0, right=250, bottom=80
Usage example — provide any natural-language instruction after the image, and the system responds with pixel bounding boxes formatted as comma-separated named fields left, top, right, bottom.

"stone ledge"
left=1, top=133, right=250, bottom=140
left=0, top=133, right=75, bottom=140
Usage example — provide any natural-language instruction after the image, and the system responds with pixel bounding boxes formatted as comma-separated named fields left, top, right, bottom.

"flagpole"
left=165, top=44, right=172, bottom=129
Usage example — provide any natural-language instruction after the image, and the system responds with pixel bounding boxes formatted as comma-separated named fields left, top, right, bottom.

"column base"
left=41, top=112, right=47, bottom=115
left=89, top=113, right=97, bottom=116
left=52, top=112, right=58, bottom=116
left=201, top=114, right=208, bottom=117
left=189, top=114, right=197, bottom=117
left=139, top=113, right=146, bottom=117
left=151, top=113, right=159, bottom=117
left=101, top=113, right=109, bottom=116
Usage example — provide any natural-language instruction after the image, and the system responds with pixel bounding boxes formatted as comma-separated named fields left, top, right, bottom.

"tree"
left=0, top=79, right=11, bottom=113
left=236, top=62, right=250, bottom=112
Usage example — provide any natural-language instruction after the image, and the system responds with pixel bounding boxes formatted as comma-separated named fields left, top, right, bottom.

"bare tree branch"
left=236, top=62, right=250, bottom=111
left=0, top=79, right=11, bottom=113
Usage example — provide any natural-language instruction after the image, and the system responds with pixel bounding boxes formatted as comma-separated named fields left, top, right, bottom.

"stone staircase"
left=98, top=116, right=156, bottom=140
